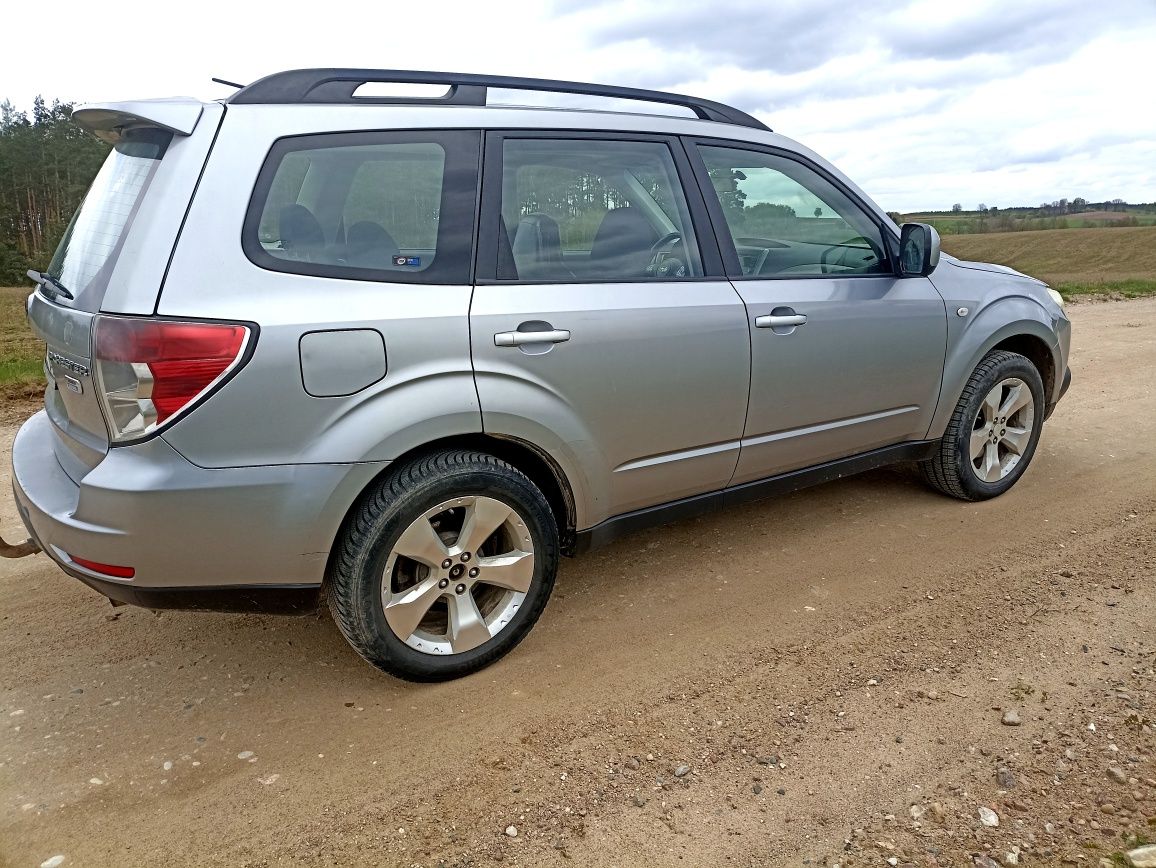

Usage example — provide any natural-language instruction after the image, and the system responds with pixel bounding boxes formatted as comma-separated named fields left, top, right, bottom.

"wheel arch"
left=325, top=434, right=580, bottom=582
left=989, top=333, right=1056, bottom=399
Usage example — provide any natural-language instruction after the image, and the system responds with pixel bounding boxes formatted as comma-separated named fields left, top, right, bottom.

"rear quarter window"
left=244, top=130, right=480, bottom=285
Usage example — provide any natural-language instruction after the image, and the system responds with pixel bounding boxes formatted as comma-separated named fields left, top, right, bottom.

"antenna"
left=212, top=77, right=246, bottom=89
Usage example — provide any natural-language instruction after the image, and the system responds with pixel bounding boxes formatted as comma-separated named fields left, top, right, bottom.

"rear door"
left=687, top=140, right=947, bottom=484
left=470, top=132, right=751, bottom=527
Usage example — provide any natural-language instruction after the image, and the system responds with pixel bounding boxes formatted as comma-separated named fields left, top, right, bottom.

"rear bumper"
left=70, top=572, right=321, bottom=613
left=12, top=410, right=384, bottom=610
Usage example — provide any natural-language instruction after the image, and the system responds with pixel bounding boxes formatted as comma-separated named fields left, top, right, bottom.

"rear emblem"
left=47, top=351, right=90, bottom=378
left=64, top=376, right=83, bottom=394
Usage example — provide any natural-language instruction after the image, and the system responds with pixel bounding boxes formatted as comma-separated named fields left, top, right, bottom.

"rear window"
left=244, top=130, right=480, bottom=285
left=47, top=128, right=170, bottom=310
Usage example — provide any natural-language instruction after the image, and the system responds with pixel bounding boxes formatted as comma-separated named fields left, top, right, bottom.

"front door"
left=689, top=141, right=948, bottom=484
left=470, top=134, right=751, bottom=527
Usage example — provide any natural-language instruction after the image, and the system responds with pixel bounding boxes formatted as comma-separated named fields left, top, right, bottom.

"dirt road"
left=2, top=300, right=1155, bottom=868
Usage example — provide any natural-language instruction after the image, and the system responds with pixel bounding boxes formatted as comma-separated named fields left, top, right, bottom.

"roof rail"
left=227, top=68, right=770, bottom=131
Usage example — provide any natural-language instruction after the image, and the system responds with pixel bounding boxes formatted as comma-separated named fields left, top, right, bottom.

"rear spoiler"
left=72, top=98, right=204, bottom=145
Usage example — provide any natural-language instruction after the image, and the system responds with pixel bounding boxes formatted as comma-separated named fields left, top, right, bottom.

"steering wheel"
left=820, top=235, right=881, bottom=274
left=646, top=231, right=686, bottom=278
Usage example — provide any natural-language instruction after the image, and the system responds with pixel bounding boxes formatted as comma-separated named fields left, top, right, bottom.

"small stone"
left=1001, top=709, right=1022, bottom=726
left=1101, top=803, right=1116, bottom=814
left=887, top=858, right=899, bottom=866
left=1126, top=844, right=1156, bottom=867
left=625, top=757, right=640, bottom=771
left=928, top=802, right=947, bottom=823
left=909, top=804, right=926, bottom=821
left=237, top=751, right=254, bottom=760
left=674, top=764, right=690, bottom=778
left=88, top=778, right=103, bottom=785
left=632, top=794, right=646, bottom=807
left=1003, top=852, right=1020, bottom=866
left=974, top=856, right=1001, bottom=868
left=163, top=761, right=173, bottom=771
left=1109, top=767, right=1128, bottom=785
left=777, top=787, right=786, bottom=796
left=258, top=774, right=280, bottom=785
left=504, top=825, right=518, bottom=838
left=40, top=858, right=65, bottom=868
left=757, top=755, right=781, bottom=766
left=996, top=767, right=1017, bottom=789
left=979, top=806, right=1000, bottom=827
left=753, top=783, right=763, bottom=794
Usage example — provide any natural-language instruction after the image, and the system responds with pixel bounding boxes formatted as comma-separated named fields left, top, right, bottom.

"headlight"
left=1046, top=288, right=1065, bottom=308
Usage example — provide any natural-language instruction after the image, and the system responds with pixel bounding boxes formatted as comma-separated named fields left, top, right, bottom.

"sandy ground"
left=1, top=300, right=1154, bottom=868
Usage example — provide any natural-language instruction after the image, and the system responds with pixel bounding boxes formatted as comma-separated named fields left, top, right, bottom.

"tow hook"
left=1, top=532, right=40, bottom=559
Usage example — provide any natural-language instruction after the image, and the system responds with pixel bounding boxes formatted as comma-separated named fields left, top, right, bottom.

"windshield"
left=46, top=128, right=170, bottom=309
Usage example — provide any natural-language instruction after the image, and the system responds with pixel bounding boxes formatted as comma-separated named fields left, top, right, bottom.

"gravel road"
left=2, top=299, right=1154, bottom=868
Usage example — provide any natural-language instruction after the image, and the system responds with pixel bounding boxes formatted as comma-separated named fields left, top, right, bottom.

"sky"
left=4, top=0, right=1155, bottom=212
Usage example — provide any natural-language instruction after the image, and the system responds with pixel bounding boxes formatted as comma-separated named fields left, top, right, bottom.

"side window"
left=497, top=138, right=702, bottom=281
left=697, top=145, right=890, bottom=277
left=245, top=130, right=478, bottom=284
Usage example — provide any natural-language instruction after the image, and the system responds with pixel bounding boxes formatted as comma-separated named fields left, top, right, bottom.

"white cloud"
left=4, top=0, right=1154, bottom=210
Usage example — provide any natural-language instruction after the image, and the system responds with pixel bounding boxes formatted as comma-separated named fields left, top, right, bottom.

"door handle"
left=494, top=328, right=571, bottom=347
left=755, top=314, right=807, bottom=328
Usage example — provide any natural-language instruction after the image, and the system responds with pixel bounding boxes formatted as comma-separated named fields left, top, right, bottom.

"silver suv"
left=5, top=70, right=1071, bottom=680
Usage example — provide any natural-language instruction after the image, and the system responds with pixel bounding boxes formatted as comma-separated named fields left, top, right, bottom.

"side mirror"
left=898, top=223, right=941, bottom=277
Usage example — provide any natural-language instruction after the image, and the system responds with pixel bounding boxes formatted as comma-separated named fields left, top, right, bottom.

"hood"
left=941, top=253, right=1047, bottom=286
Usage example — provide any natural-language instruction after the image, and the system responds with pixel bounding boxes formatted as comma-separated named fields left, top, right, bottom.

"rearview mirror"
left=898, top=223, right=941, bottom=277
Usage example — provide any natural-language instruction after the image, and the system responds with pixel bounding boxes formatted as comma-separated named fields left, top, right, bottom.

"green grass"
left=1054, top=279, right=1156, bottom=301
left=1, top=286, right=44, bottom=409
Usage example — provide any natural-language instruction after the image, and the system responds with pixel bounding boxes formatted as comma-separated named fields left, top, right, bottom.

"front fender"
left=927, top=262, right=1068, bottom=438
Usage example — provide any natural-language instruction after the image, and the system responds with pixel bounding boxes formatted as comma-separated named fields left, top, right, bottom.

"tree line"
left=0, top=98, right=108, bottom=285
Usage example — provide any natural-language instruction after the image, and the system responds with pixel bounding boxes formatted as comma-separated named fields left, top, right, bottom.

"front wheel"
left=327, top=451, right=558, bottom=681
left=921, top=350, right=1046, bottom=501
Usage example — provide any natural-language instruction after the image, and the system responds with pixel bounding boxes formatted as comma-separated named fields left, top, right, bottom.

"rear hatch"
left=24, top=101, right=211, bottom=481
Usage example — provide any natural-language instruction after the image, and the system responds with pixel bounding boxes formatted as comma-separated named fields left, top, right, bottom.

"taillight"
left=93, top=317, right=250, bottom=443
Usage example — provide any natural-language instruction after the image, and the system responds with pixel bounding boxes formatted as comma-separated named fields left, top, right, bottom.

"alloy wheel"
left=380, top=496, right=535, bottom=655
left=970, top=377, right=1035, bottom=483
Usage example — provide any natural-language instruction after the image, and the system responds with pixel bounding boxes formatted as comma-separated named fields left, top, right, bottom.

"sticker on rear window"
left=392, top=255, right=421, bottom=267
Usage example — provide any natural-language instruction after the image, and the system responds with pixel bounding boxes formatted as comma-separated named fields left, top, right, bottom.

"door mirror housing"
left=898, top=223, right=941, bottom=277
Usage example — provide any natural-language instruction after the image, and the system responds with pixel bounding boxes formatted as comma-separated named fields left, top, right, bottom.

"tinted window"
left=245, top=130, right=478, bottom=284
left=498, top=138, right=701, bottom=281
left=698, top=145, right=889, bottom=277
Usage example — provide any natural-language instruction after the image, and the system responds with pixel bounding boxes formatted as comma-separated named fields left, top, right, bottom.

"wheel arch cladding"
left=930, top=299, right=1061, bottom=439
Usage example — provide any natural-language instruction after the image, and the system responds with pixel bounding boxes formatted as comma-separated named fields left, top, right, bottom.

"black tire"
left=327, top=450, right=558, bottom=681
left=921, top=350, right=1046, bottom=501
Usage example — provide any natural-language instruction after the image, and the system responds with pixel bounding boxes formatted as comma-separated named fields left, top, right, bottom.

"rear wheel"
left=327, top=451, right=558, bottom=681
left=921, top=350, right=1045, bottom=501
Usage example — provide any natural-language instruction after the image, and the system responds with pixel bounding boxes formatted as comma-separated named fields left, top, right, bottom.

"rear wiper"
left=27, top=269, right=74, bottom=300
